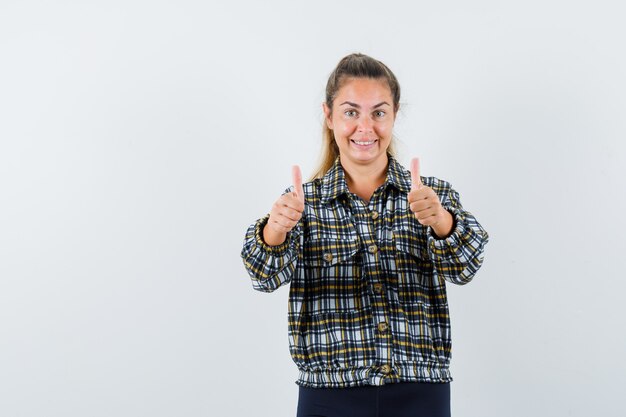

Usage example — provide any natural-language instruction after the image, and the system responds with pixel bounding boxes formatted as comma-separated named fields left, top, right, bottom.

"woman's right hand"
left=262, top=165, right=305, bottom=246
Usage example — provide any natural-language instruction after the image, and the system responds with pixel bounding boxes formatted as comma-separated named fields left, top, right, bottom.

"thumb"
left=292, top=165, right=304, bottom=202
left=410, top=157, right=423, bottom=190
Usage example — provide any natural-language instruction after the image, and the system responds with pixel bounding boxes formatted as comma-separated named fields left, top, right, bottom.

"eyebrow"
left=338, top=101, right=390, bottom=109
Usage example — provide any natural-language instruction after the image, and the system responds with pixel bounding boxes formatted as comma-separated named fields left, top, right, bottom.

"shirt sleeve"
left=426, top=183, right=490, bottom=285
left=240, top=186, right=303, bottom=293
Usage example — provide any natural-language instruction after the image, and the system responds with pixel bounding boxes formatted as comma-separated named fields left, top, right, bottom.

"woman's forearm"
left=262, top=223, right=287, bottom=246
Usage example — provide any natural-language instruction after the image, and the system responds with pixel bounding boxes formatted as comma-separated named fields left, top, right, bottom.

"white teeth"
left=353, top=140, right=375, bottom=145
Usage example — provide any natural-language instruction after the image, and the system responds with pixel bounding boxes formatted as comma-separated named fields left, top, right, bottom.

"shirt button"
left=373, top=283, right=383, bottom=294
left=371, top=210, right=379, bottom=220
left=378, top=322, right=388, bottom=333
left=368, top=244, right=378, bottom=254
left=380, top=364, right=391, bottom=374
left=323, top=253, right=333, bottom=263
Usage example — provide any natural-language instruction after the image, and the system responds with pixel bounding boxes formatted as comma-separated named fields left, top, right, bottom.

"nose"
left=357, top=116, right=374, bottom=133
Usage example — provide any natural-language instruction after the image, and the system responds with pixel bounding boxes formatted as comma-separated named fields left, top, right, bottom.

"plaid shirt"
left=240, top=155, right=489, bottom=388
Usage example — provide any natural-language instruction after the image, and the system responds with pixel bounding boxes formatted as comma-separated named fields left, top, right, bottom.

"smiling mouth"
left=351, top=139, right=378, bottom=146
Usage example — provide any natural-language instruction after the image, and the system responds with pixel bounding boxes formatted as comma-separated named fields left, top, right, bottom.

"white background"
left=1, top=1, right=625, bottom=416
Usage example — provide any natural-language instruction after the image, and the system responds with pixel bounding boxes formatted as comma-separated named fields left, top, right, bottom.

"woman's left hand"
left=408, top=158, right=454, bottom=237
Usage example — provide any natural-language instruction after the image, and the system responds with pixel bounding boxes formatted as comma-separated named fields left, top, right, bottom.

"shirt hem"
left=294, top=362, right=453, bottom=388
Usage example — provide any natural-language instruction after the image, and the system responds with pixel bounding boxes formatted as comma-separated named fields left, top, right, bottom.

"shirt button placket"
left=349, top=197, right=393, bottom=385
left=361, top=204, right=393, bottom=384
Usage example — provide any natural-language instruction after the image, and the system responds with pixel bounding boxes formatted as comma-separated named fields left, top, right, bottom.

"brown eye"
left=375, top=110, right=386, bottom=118
left=344, top=110, right=357, bottom=117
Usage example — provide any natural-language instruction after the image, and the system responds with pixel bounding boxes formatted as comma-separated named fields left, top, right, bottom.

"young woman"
left=241, top=53, right=489, bottom=417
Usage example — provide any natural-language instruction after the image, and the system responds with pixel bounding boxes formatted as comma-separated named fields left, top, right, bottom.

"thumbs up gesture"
left=262, top=165, right=306, bottom=246
left=408, top=157, right=454, bottom=238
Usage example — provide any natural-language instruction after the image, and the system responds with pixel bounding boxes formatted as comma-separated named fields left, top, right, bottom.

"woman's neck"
left=341, top=155, right=389, bottom=202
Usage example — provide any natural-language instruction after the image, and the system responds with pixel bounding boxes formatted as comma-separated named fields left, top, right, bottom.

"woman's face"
left=323, top=77, right=396, bottom=168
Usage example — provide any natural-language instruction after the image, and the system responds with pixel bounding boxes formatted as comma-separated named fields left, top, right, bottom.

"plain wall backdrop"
left=1, top=1, right=625, bottom=416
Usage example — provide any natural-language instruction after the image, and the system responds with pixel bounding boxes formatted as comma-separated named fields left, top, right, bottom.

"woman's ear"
left=322, top=102, right=333, bottom=130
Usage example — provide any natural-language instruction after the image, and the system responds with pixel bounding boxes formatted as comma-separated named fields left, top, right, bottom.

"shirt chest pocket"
left=393, top=226, right=429, bottom=260
left=303, top=237, right=359, bottom=267
left=301, top=237, right=366, bottom=312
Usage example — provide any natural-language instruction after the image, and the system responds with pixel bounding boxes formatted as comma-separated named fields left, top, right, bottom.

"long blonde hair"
left=310, top=53, right=401, bottom=180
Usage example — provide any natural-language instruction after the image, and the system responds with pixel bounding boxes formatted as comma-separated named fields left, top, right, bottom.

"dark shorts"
left=296, top=381, right=451, bottom=417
